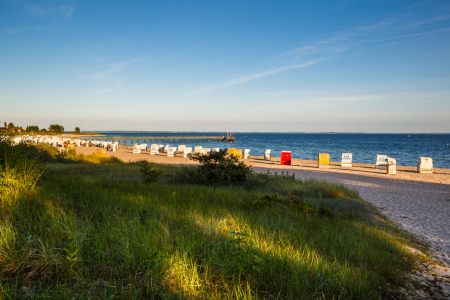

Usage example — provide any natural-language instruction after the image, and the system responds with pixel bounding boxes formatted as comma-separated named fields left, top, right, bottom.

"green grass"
left=0, top=142, right=425, bottom=299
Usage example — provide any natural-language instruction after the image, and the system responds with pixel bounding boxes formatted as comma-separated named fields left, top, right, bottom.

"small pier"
left=80, top=135, right=237, bottom=144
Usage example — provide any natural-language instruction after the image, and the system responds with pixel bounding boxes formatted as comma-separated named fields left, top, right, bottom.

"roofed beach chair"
left=140, top=144, right=148, bottom=151
left=387, top=157, right=397, bottom=175
left=318, top=153, right=330, bottom=168
left=178, top=145, right=186, bottom=153
left=184, top=147, right=192, bottom=158
left=233, top=149, right=243, bottom=160
left=158, top=145, right=164, bottom=152
left=264, top=149, right=271, bottom=160
left=375, top=155, right=388, bottom=170
left=168, top=147, right=177, bottom=157
left=195, top=146, right=203, bottom=153
left=133, top=145, right=141, bottom=154
left=163, top=145, right=171, bottom=153
left=244, top=149, right=250, bottom=159
left=417, top=157, right=433, bottom=173
left=341, top=153, right=352, bottom=167
left=212, top=147, right=220, bottom=153
left=200, top=148, right=211, bottom=156
left=150, top=144, right=159, bottom=155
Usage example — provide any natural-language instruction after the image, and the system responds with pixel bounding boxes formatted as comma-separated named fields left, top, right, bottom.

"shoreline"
left=75, top=145, right=450, bottom=184
left=72, top=145, right=450, bottom=275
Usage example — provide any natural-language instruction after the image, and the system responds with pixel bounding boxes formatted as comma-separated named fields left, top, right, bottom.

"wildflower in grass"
left=253, top=202, right=255, bottom=203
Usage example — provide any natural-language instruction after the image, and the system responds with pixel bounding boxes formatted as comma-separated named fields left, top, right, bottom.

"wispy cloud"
left=87, top=59, right=139, bottom=86
left=24, top=2, right=76, bottom=19
left=189, top=58, right=328, bottom=95
left=404, top=14, right=450, bottom=28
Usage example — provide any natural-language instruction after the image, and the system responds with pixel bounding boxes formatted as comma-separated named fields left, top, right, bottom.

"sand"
left=74, top=145, right=450, bottom=292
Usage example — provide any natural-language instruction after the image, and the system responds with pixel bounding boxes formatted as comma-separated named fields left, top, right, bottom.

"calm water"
left=94, top=132, right=450, bottom=169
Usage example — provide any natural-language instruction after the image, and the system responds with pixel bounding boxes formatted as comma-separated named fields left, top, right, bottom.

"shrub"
left=176, top=149, right=253, bottom=186
left=139, top=161, right=162, bottom=185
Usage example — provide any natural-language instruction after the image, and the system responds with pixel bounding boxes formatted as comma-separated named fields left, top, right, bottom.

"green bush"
left=139, top=160, right=162, bottom=185
left=176, top=149, right=253, bottom=186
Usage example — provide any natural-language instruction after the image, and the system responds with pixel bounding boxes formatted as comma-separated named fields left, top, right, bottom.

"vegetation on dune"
left=0, top=138, right=425, bottom=299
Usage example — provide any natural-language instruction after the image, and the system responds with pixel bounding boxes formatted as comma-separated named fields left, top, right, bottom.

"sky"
left=1, top=0, right=449, bottom=133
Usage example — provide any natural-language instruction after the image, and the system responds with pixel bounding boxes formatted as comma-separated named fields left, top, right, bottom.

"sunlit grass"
left=0, top=141, right=425, bottom=299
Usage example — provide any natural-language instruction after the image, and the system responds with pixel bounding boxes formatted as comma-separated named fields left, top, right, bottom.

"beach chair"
left=95, top=149, right=107, bottom=157
left=157, top=145, right=164, bottom=152
left=178, top=145, right=186, bottom=153
left=168, top=147, right=177, bottom=157
left=417, top=157, right=433, bottom=173
left=195, top=146, right=203, bottom=153
left=163, top=145, right=171, bottom=153
left=387, top=157, right=397, bottom=175
left=318, top=153, right=330, bottom=168
left=184, top=147, right=193, bottom=158
left=227, top=148, right=236, bottom=156
left=375, top=155, right=388, bottom=170
left=212, top=147, right=220, bottom=153
left=244, top=149, right=250, bottom=159
left=133, top=145, right=141, bottom=154
left=264, top=149, right=271, bottom=160
left=341, top=153, right=352, bottom=167
left=281, top=151, right=291, bottom=165
left=233, top=149, right=243, bottom=159
left=200, top=148, right=211, bottom=156
left=150, top=144, right=159, bottom=155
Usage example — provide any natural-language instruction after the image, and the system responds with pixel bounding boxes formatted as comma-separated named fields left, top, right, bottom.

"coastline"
left=73, top=145, right=450, bottom=277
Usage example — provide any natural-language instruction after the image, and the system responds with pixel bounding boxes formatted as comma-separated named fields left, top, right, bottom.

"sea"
left=93, top=132, right=450, bottom=169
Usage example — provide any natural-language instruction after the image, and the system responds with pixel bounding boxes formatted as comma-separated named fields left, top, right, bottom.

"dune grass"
left=0, top=142, right=424, bottom=299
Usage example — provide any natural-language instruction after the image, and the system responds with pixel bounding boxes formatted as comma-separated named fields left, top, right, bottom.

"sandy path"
left=75, top=146, right=450, bottom=268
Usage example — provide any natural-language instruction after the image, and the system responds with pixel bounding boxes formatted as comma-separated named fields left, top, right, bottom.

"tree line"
left=1, top=122, right=80, bottom=133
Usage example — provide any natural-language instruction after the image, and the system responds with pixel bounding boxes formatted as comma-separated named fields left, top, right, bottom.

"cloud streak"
left=189, top=58, right=328, bottom=95
left=86, top=59, right=139, bottom=85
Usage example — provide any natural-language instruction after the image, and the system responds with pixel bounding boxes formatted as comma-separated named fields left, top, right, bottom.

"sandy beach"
left=74, top=145, right=450, bottom=271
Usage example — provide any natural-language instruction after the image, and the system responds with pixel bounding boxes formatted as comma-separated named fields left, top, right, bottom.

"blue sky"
left=1, top=0, right=449, bottom=132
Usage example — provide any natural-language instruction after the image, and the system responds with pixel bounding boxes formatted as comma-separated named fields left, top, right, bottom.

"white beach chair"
left=417, top=157, right=433, bottom=173
left=168, top=147, right=177, bottom=157
left=341, top=153, right=353, bottom=167
left=178, top=145, right=186, bottom=153
left=195, top=146, right=203, bottom=153
left=375, top=155, right=388, bottom=170
left=244, top=149, right=250, bottom=159
left=150, top=144, right=159, bottom=155
left=133, top=145, right=141, bottom=154
left=158, top=145, right=165, bottom=153
left=264, top=149, right=271, bottom=160
left=387, top=157, right=397, bottom=175
left=212, top=147, right=220, bottom=153
left=140, top=144, right=148, bottom=151
left=200, top=148, right=211, bottom=156
left=163, top=144, right=171, bottom=153
left=184, top=147, right=192, bottom=158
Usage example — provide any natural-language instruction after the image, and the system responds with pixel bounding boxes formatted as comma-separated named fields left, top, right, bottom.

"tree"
left=75, top=127, right=80, bottom=133
left=49, top=124, right=64, bottom=133
left=27, top=126, right=39, bottom=132
left=40, top=128, right=47, bottom=132
left=7, top=123, right=15, bottom=130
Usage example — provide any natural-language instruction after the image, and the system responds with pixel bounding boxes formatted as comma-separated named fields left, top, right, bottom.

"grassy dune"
left=0, top=141, right=423, bottom=299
